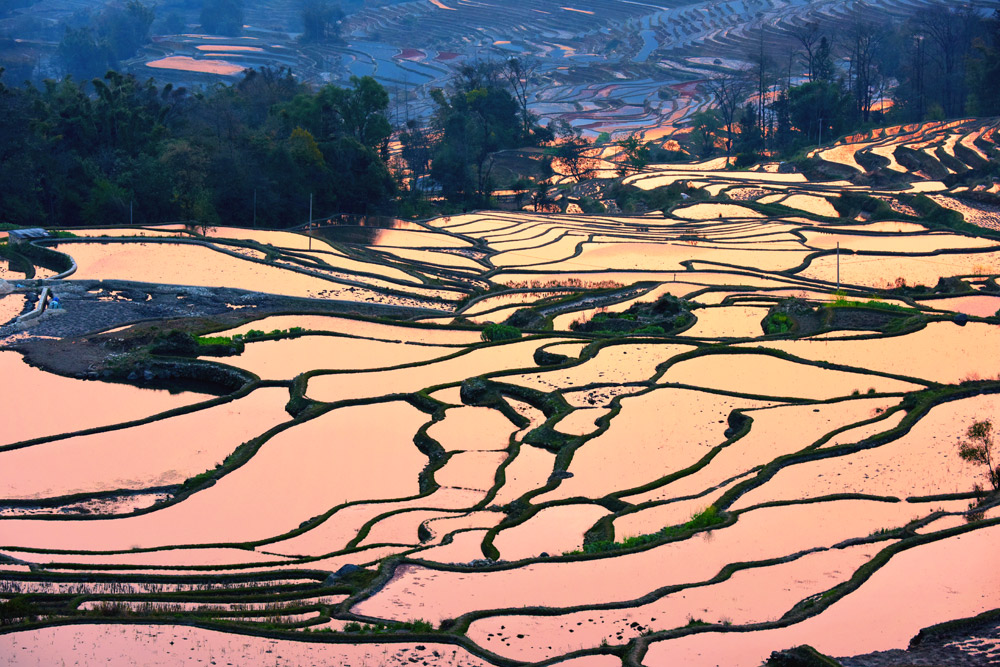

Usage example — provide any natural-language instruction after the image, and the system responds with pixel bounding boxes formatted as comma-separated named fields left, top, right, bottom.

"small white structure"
left=8, top=228, right=49, bottom=245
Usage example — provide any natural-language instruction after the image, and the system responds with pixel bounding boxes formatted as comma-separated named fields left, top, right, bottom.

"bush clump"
left=763, top=311, right=793, bottom=334
left=571, top=293, right=690, bottom=335
left=568, top=506, right=723, bottom=555
left=481, top=323, right=522, bottom=342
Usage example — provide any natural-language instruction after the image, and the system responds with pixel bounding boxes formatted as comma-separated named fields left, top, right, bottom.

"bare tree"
left=847, top=20, right=885, bottom=123
left=794, top=22, right=821, bottom=82
left=747, top=28, right=776, bottom=150
left=916, top=5, right=978, bottom=118
left=501, top=57, right=539, bottom=141
left=705, top=72, right=749, bottom=160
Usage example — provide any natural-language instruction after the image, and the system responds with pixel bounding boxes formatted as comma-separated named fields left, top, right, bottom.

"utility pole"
left=253, top=189, right=257, bottom=228
left=836, top=241, right=840, bottom=292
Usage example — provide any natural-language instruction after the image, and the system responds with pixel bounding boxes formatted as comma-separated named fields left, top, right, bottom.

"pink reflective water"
left=744, top=322, right=1000, bottom=384
left=146, top=56, right=243, bottom=75
left=468, top=542, right=884, bottom=661
left=0, top=625, right=495, bottom=666
left=662, top=353, right=918, bottom=399
left=537, top=388, right=772, bottom=502
left=0, top=387, right=290, bottom=499
left=428, top=407, right=518, bottom=451
left=644, top=525, right=1000, bottom=665
left=0, top=402, right=429, bottom=550
left=0, top=351, right=207, bottom=447
left=493, top=504, right=610, bottom=560
left=731, top=393, right=1000, bottom=509
left=353, top=500, right=922, bottom=624
left=624, top=397, right=894, bottom=505
left=220, top=335, right=455, bottom=379
left=306, top=338, right=571, bottom=403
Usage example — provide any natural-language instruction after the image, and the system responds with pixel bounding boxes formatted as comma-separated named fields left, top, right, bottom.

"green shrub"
left=578, top=197, right=606, bottom=213
left=763, top=311, right=793, bottom=334
left=569, top=506, right=723, bottom=555
left=481, top=323, right=522, bottom=342
left=196, top=335, right=234, bottom=346
left=831, top=192, right=895, bottom=220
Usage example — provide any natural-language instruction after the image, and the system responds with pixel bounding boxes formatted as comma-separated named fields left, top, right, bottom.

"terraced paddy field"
left=1, top=120, right=1000, bottom=665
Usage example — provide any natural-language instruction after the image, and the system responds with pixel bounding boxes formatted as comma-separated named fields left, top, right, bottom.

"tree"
left=58, top=27, right=115, bottom=80
left=813, top=36, right=835, bottom=83
left=501, top=57, right=538, bottom=142
left=968, top=10, right=1000, bottom=116
left=300, top=0, right=343, bottom=43
left=399, top=118, right=432, bottom=196
left=735, top=101, right=762, bottom=159
left=846, top=20, right=886, bottom=123
left=748, top=29, right=775, bottom=149
left=201, top=0, right=243, bottom=35
left=788, top=80, right=850, bottom=147
left=915, top=5, right=978, bottom=119
left=958, top=420, right=999, bottom=493
left=98, top=0, right=155, bottom=61
left=690, top=110, right=720, bottom=157
left=706, top=72, right=749, bottom=160
left=160, top=139, right=215, bottom=222
left=615, top=133, right=650, bottom=176
left=794, top=22, right=822, bottom=82
left=430, top=67, right=522, bottom=206
left=551, top=119, right=598, bottom=182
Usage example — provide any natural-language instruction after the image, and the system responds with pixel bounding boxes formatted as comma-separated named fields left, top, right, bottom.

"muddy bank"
left=1, top=278, right=444, bottom=380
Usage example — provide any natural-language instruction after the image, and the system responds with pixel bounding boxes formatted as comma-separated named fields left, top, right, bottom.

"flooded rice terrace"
left=2, top=120, right=1000, bottom=666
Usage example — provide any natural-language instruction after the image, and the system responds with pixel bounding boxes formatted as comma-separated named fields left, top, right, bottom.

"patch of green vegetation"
left=195, top=336, right=235, bottom=346
left=763, top=311, right=793, bottom=334
left=577, top=197, right=607, bottom=214
left=610, top=181, right=708, bottom=214
left=339, top=619, right=436, bottom=634
left=229, top=327, right=306, bottom=343
left=830, top=192, right=896, bottom=221
left=567, top=506, right=724, bottom=555
left=572, top=293, right=690, bottom=335
left=481, top=323, right=522, bottom=342
left=826, top=296, right=918, bottom=313
left=0, top=596, right=39, bottom=626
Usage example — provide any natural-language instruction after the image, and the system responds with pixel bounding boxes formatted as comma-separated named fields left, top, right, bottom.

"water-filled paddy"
left=6, top=119, right=1000, bottom=664
left=0, top=387, right=290, bottom=500
left=0, top=351, right=208, bottom=447
left=644, top=525, right=1000, bottom=665
left=218, top=335, right=456, bottom=379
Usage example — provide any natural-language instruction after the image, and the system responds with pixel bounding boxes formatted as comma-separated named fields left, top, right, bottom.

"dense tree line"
left=403, top=58, right=553, bottom=209
left=0, top=67, right=395, bottom=227
left=0, top=52, right=560, bottom=227
left=702, top=8, right=1000, bottom=163
left=57, top=0, right=155, bottom=81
